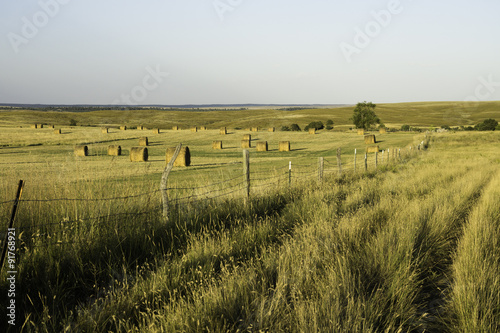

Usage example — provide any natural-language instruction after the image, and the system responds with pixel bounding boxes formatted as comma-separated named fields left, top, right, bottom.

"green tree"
left=304, top=121, right=324, bottom=131
left=475, top=118, right=498, bottom=131
left=351, top=101, right=380, bottom=130
left=290, top=123, right=302, bottom=131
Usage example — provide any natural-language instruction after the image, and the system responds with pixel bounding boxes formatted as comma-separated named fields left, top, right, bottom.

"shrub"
left=69, top=118, right=77, bottom=126
left=304, top=121, right=323, bottom=131
left=401, top=125, right=410, bottom=131
left=281, top=126, right=290, bottom=131
left=326, top=119, right=334, bottom=126
left=290, top=124, right=302, bottom=131
left=475, top=118, right=498, bottom=131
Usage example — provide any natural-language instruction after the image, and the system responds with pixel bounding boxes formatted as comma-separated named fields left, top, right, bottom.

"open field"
left=1, top=100, right=500, bottom=130
left=0, top=107, right=499, bottom=332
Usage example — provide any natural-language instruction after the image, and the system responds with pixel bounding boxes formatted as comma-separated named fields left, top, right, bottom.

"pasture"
left=0, top=105, right=499, bottom=332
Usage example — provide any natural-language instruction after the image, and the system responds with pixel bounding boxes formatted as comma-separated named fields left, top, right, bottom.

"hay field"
left=0, top=109, right=499, bottom=332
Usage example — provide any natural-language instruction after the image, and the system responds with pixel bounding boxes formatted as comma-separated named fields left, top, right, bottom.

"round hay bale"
left=166, top=147, right=190, bottom=167
left=364, top=134, right=376, bottom=144
left=130, top=147, right=148, bottom=162
left=366, top=146, right=379, bottom=153
left=279, top=141, right=290, bottom=152
left=200, top=126, right=206, bottom=130
left=108, top=145, right=121, bottom=156
left=49, top=125, right=55, bottom=129
left=120, top=126, right=127, bottom=131
left=357, top=128, right=365, bottom=135
left=220, top=127, right=227, bottom=135
left=251, top=127, right=258, bottom=132
left=30, top=124, right=37, bottom=129
left=101, top=128, right=109, bottom=134
left=256, top=141, right=268, bottom=152
left=172, top=126, right=179, bottom=131
left=191, top=127, right=198, bottom=132
left=54, top=129, right=61, bottom=134
left=244, top=128, right=250, bottom=131
left=241, top=140, right=251, bottom=149
left=152, top=128, right=160, bottom=134
left=309, top=128, right=316, bottom=134
left=137, top=125, right=143, bottom=130
left=37, top=124, right=44, bottom=129
left=268, top=127, right=275, bottom=132
left=212, top=141, right=223, bottom=150
left=243, top=134, right=251, bottom=141
left=379, top=128, right=387, bottom=134
left=139, top=137, right=149, bottom=146
left=74, top=145, right=88, bottom=157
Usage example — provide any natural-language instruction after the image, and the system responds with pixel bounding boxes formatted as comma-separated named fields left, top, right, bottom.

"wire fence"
left=0, top=144, right=425, bottom=255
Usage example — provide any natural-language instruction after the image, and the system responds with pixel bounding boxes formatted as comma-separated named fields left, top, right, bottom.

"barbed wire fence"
left=0, top=140, right=428, bottom=267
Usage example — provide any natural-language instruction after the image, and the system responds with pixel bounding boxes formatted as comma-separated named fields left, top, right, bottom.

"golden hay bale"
left=366, top=146, right=379, bottom=153
left=30, top=124, right=37, bottom=129
left=37, top=124, right=44, bottom=129
left=279, top=141, right=290, bottom=152
left=243, top=134, right=251, bottom=141
left=309, top=128, right=316, bottom=134
left=200, top=126, right=206, bottom=130
left=268, top=127, right=275, bottom=132
left=130, top=147, right=148, bottom=162
left=256, top=141, right=268, bottom=152
left=357, top=128, right=365, bottom=135
left=364, top=134, right=376, bottom=144
left=166, top=147, right=190, bottom=167
left=137, top=125, right=143, bottom=130
left=220, top=127, right=227, bottom=135
left=101, top=128, right=108, bottom=134
left=244, top=128, right=250, bottom=131
left=139, top=137, right=149, bottom=146
left=120, top=126, right=127, bottom=130
left=379, top=128, right=387, bottom=134
left=152, top=128, right=160, bottom=134
left=74, top=145, right=88, bottom=157
left=241, top=140, right=251, bottom=149
left=54, top=129, right=61, bottom=134
left=251, top=127, right=258, bottom=132
left=212, top=141, right=223, bottom=150
left=49, top=125, right=55, bottom=129
left=172, top=126, right=179, bottom=131
left=191, top=127, right=197, bottom=132
left=108, top=145, right=121, bottom=156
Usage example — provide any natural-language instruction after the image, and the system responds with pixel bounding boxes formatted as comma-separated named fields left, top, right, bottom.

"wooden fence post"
left=0, top=180, right=24, bottom=275
left=243, top=150, right=250, bottom=204
left=354, top=149, right=357, bottom=173
left=375, top=151, right=378, bottom=168
left=161, top=144, right=182, bottom=221
left=318, top=157, right=324, bottom=183
left=364, top=153, right=368, bottom=171
left=337, top=148, right=342, bottom=175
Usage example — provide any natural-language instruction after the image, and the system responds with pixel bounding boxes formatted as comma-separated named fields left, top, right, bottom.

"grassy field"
left=0, top=105, right=499, bottom=332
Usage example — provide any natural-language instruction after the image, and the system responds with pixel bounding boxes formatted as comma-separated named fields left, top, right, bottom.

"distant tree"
left=290, top=123, right=302, bottom=131
left=475, top=118, right=498, bottom=131
left=280, top=125, right=291, bottom=131
left=441, top=125, right=451, bottom=130
left=69, top=118, right=77, bottom=126
left=401, top=124, right=410, bottom=131
left=326, top=119, right=334, bottom=126
left=304, top=121, right=324, bottom=131
left=351, top=102, right=379, bottom=130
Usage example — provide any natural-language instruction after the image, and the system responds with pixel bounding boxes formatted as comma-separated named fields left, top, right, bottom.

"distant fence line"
left=0, top=142, right=427, bottom=257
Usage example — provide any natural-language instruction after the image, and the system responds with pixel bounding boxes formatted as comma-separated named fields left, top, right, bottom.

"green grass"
left=0, top=108, right=499, bottom=332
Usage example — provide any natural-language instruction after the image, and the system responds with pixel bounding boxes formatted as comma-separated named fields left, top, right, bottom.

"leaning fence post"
left=161, top=144, right=182, bottom=222
left=337, top=148, right=342, bottom=175
left=318, top=157, right=324, bottom=183
left=0, top=180, right=24, bottom=275
left=243, top=149, right=250, bottom=204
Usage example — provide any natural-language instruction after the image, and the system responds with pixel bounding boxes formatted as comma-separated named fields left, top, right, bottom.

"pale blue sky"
left=1, top=0, right=499, bottom=105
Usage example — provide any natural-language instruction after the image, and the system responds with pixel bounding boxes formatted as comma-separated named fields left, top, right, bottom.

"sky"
left=1, top=0, right=500, bottom=105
